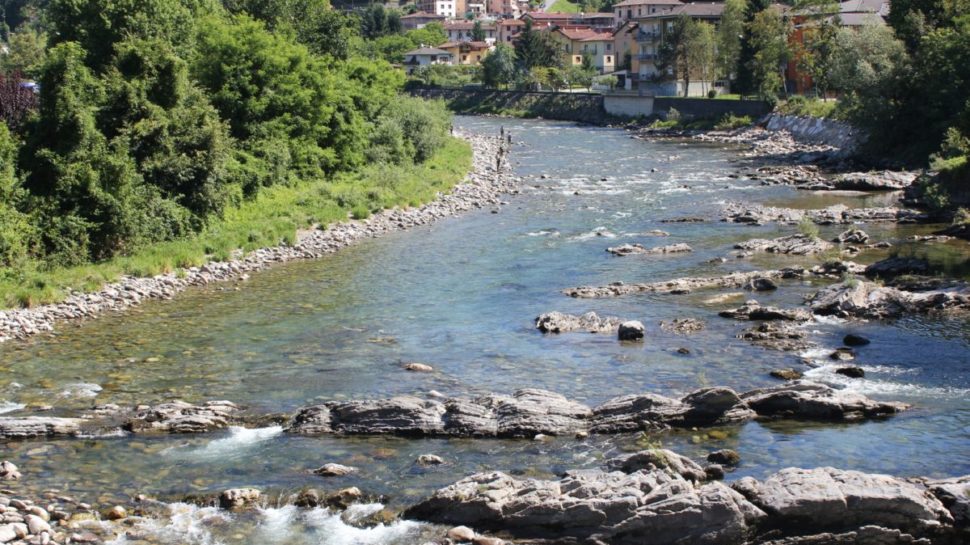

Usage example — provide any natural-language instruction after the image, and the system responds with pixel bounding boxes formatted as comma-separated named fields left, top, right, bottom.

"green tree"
left=406, top=22, right=447, bottom=49
left=0, top=123, right=33, bottom=267
left=887, top=0, right=970, bottom=51
left=747, top=6, right=790, bottom=100
left=660, top=16, right=716, bottom=97
left=717, top=0, right=745, bottom=82
left=472, top=20, right=486, bottom=42
left=515, top=18, right=558, bottom=70
left=735, top=0, right=771, bottom=95
left=0, top=26, right=46, bottom=77
left=481, top=43, right=517, bottom=88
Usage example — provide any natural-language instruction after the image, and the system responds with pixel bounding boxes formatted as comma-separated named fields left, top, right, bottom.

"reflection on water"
left=1, top=116, right=968, bottom=543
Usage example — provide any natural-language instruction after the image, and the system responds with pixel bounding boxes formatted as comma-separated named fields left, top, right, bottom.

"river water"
left=1, top=117, right=968, bottom=544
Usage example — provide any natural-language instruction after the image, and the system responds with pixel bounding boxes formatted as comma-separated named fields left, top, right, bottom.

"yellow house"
left=549, top=27, right=616, bottom=74
left=438, top=41, right=493, bottom=66
left=612, top=20, right=639, bottom=74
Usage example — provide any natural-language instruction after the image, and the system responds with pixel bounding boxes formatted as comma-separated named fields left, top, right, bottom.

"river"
left=1, top=116, right=968, bottom=544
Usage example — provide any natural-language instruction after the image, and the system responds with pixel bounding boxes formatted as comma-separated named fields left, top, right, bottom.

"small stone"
left=26, top=507, right=48, bottom=521
left=326, top=487, right=363, bottom=509
left=770, top=368, right=803, bottom=381
left=416, top=454, right=444, bottom=466
left=293, top=489, right=321, bottom=508
left=404, top=363, right=434, bottom=372
left=745, top=277, right=778, bottom=291
left=0, top=462, right=20, bottom=481
left=835, top=366, right=865, bottom=378
left=843, top=334, right=871, bottom=346
left=829, top=348, right=855, bottom=361
left=617, top=321, right=645, bottom=341
left=219, top=488, right=261, bottom=510
left=313, top=463, right=357, bottom=477
left=447, top=526, right=477, bottom=542
left=575, top=431, right=589, bottom=440
left=707, top=449, right=741, bottom=466
left=25, top=514, right=50, bottom=534
left=103, top=505, right=127, bottom=521
left=704, top=464, right=725, bottom=480
left=676, top=347, right=690, bottom=355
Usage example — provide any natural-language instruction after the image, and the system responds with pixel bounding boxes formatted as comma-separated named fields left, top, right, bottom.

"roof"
left=612, top=20, right=639, bottom=36
left=837, top=12, right=887, bottom=25
left=579, top=12, right=615, bottom=19
left=443, top=21, right=497, bottom=30
left=555, top=27, right=614, bottom=41
left=839, top=0, right=889, bottom=16
left=614, top=0, right=684, bottom=7
left=401, top=11, right=446, bottom=19
left=499, top=19, right=526, bottom=25
left=404, top=47, right=452, bottom=56
left=525, top=12, right=576, bottom=19
left=666, top=3, right=725, bottom=17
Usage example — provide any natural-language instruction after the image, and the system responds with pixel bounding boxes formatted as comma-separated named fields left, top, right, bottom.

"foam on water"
left=0, top=401, right=24, bottom=414
left=803, top=364, right=970, bottom=399
left=255, top=505, right=299, bottom=544
left=106, top=503, right=230, bottom=545
left=166, top=426, right=283, bottom=461
left=302, top=505, right=424, bottom=545
left=58, top=382, right=102, bottom=398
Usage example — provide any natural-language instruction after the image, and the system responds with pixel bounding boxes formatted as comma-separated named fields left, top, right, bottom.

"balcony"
left=636, top=31, right=661, bottom=42
left=637, top=53, right=657, bottom=61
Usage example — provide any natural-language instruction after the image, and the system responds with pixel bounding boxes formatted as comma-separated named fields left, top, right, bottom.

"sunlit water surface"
left=2, top=117, right=968, bottom=544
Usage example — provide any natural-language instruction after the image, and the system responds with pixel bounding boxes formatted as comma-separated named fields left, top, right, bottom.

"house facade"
left=487, top=0, right=521, bottom=18
left=613, top=0, right=683, bottom=26
left=497, top=18, right=526, bottom=44
left=439, top=41, right=494, bottom=65
left=632, top=2, right=725, bottom=95
left=443, top=20, right=498, bottom=44
left=417, top=0, right=467, bottom=18
left=550, top=27, right=616, bottom=74
left=402, top=47, right=453, bottom=74
left=401, top=11, right=447, bottom=30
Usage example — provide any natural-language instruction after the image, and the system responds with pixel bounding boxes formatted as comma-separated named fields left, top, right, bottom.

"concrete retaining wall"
left=408, top=88, right=607, bottom=124
left=763, top=114, right=859, bottom=152
left=652, top=97, right=773, bottom=120
left=602, top=94, right=655, bottom=117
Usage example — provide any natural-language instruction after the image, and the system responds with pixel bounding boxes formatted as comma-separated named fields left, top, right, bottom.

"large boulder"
left=606, top=449, right=708, bottom=482
left=404, top=469, right=766, bottom=545
left=832, top=171, right=917, bottom=191
left=719, top=300, right=813, bottom=322
left=0, top=417, right=84, bottom=439
left=733, top=467, right=952, bottom=535
left=125, top=400, right=238, bottom=434
left=926, top=476, right=970, bottom=527
left=742, top=382, right=907, bottom=421
left=535, top=311, right=622, bottom=334
left=809, top=281, right=970, bottom=319
left=327, top=396, right=447, bottom=435
left=865, top=257, right=930, bottom=280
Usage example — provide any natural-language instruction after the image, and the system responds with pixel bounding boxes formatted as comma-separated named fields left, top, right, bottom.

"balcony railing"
left=637, top=53, right=657, bottom=61
left=636, top=31, right=661, bottom=42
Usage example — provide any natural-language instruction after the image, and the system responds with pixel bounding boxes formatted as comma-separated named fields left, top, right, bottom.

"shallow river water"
left=1, top=117, right=969, bottom=544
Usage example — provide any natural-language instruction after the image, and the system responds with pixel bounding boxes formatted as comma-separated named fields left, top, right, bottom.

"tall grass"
left=0, top=138, right=472, bottom=309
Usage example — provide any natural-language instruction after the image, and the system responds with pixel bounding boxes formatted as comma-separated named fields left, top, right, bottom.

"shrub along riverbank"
left=0, top=137, right=471, bottom=309
left=0, top=0, right=470, bottom=309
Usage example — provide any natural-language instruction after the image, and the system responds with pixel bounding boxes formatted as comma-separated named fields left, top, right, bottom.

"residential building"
left=632, top=2, right=725, bottom=95
left=417, top=0, right=467, bottom=18
left=402, top=47, right=453, bottom=73
left=439, top=41, right=494, bottom=65
left=612, top=0, right=683, bottom=26
left=549, top=27, right=616, bottom=73
left=443, top=20, right=498, bottom=44
left=612, top=20, right=640, bottom=75
left=468, top=1, right=487, bottom=15
left=401, top=11, right=447, bottom=30
left=497, top=18, right=526, bottom=44
left=488, top=0, right=521, bottom=17
left=522, top=12, right=615, bottom=30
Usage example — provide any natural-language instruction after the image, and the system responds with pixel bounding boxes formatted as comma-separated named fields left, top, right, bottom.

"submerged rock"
left=865, top=257, right=931, bottom=280
left=660, top=318, right=706, bottom=334
left=843, top=334, right=871, bottom=346
left=535, top=311, right=622, bottom=334
left=835, top=366, right=865, bottom=378
left=741, top=322, right=813, bottom=352
left=607, top=242, right=693, bottom=256
left=770, top=368, right=804, bottom=381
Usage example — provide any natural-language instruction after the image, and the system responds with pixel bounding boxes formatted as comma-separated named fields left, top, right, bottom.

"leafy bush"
left=714, top=114, right=752, bottom=130
left=797, top=216, right=820, bottom=239
left=777, top=96, right=838, bottom=119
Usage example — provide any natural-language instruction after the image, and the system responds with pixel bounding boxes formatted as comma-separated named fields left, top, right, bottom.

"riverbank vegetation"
left=0, top=0, right=467, bottom=308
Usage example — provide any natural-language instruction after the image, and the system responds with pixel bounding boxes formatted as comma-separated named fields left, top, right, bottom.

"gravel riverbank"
left=0, top=133, right=519, bottom=343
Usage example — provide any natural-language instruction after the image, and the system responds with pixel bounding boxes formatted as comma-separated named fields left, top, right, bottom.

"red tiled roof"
left=402, top=11, right=446, bottom=19
left=555, top=27, right=614, bottom=41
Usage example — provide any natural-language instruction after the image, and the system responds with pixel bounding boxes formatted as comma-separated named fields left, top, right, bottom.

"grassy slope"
left=0, top=137, right=472, bottom=309
left=549, top=0, right=581, bottom=13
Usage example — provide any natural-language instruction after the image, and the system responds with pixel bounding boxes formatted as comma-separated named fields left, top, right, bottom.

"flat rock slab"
left=0, top=417, right=86, bottom=439
left=736, top=235, right=834, bottom=255
left=723, top=203, right=927, bottom=226
left=739, top=322, right=814, bottom=352
left=719, top=300, right=813, bottom=322
left=607, top=243, right=693, bottom=256
left=286, top=382, right=905, bottom=437
left=535, top=311, right=623, bottom=334
left=565, top=263, right=865, bottom=298
left=404, top=469, right=765, bottom=545
left=733, top=467, right=952, bottom=533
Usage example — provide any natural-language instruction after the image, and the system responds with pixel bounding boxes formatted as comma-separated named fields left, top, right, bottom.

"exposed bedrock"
left=405, top=462, right=965, bottom=545
left=723, top=202, right=927, bottom=226
left=606, top=242, right=693, bottom=256
left=285, top=382, right=906, bottom=438
left=809, top=281, right=970, bottom=319
left=719, top=300, right=813, bottom=322
left=735, top=234, right=834, bottom=255
left=564, top=262, right=864, bottom=298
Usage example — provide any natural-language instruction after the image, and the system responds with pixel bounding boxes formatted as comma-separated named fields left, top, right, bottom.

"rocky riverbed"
left=0, top=132, right=519, bottom=343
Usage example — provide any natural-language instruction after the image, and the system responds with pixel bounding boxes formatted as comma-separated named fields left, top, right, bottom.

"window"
left=607, top=43, right=612, bottom=51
